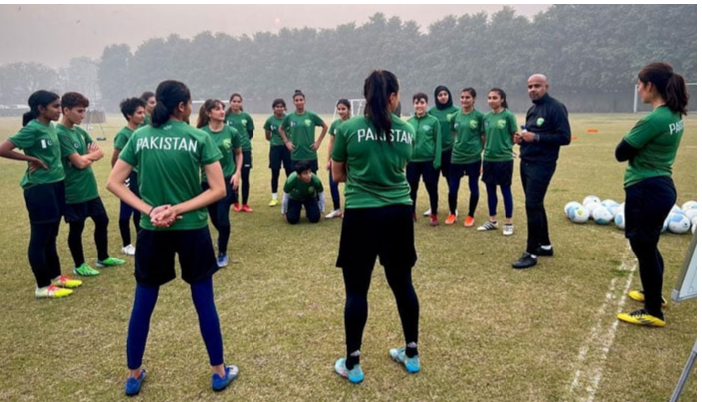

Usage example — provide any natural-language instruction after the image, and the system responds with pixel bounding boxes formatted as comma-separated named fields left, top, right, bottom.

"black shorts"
left=450, top=160, right=482, bottom=178
left=134, top=227, right=219, bottom=287
left=440, top=149, right=453, bottom=178
left=481, top=160, right=514, bottom=186
left=23, top=181, right=65, bottom=224
left=64, top=197, right=107, bottom=223
left=291, top=159, right=319, bottom=174
left=625, top=176, right=677, bottom=243
left=336, top=204, right=417, bottom=270
left=269, top=145, right=291, bottom=170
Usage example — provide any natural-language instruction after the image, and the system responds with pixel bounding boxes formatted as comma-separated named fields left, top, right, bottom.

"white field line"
left=568, top=248, right=637, bottom=402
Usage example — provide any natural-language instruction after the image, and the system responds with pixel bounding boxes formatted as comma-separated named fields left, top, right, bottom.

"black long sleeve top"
left=520, top=93, right=571, bottom=165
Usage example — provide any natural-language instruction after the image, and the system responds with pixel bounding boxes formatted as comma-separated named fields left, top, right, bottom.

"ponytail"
left=151, top=80, right=191, bottom=127
left=489, top=88, right=508, bottom=109
left=23, top=90, right=60, bottom=127
left=363, top=70, right=399, bottom=143
left=638, top=62, right=689, bottom=115
left=196, top=99, right=225, bottom=128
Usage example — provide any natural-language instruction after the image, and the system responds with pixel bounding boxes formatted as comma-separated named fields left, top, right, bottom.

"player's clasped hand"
left=150, top=205, right=181, bottom=228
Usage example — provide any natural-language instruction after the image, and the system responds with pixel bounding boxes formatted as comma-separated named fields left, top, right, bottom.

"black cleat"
left=512, top=252, right=538, bottom=269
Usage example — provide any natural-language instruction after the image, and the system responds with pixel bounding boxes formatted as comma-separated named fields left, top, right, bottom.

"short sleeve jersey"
left=263, top=114, right=285, bottom=146
left=331, top=115, right=415, bottom=209
left=200, top=125, right=241, bottom=181
left=9, top=120, right=65, bottom=188
left=483, top=109, right=518, bottom=162
left=57, top=124, right=99, bottom=204
left=329, top=119, right=344, bottom=138
left=450, top=109, right=484, bottom=164
left=225, top=112, right=254, bottom=152
left=114, top=126, right=139, bottom=173
left=623, top=106, right=683, bottom=187
left=281, top=111, right=325, bottom=161
left=428, top=105, right=460, bottom=151
left=119, top=120, right=223, bottom=231
left=283, top=172, right=324, bottom=201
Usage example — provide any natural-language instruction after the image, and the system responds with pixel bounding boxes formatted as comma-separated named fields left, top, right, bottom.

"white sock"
left=272, top=193, right=278, bottom=200
left=541, top=245, right=552, bottom=250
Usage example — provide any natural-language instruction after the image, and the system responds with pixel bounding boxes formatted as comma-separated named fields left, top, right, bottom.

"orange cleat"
left=242, top=204, right=253, bottom=213
left=445, top=214, right=457, bottom=225
left=464, top=216, right=475, bottom=227
left=232, top=202, right=242, bottom=212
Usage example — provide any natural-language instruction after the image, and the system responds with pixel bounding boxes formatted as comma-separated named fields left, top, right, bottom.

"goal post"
left=634, top=83, right=697, bottom=113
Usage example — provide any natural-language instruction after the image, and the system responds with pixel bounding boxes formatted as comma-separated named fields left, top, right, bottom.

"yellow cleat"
left=628, top=290, right=668, bottom=308
left=269, top=199, right=279, bottom=207
left=35, top=284, right=73, bottom=299
left=617, top=309, right=665, bottom=327
left=51, top=275, right=83, bottom=289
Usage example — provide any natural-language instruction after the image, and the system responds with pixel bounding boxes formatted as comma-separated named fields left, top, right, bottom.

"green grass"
left=0, top=112, right=696, bottom=401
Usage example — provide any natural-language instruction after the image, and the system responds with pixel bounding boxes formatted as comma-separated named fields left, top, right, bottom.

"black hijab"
left=434, top=85, right=453, bottom=110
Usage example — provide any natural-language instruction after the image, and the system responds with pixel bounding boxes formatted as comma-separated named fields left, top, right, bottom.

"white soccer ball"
left=614, top=211, right=625, bottom=230
left=564, top=201, right=582, bottom=217
left=583, top=195, right=601, bottom=207
left=682, top=201, right=697, bottom=212
left=668, top=213, right=691, bottom=234
left=592, top=206, right=614, bottom=225
left=684, top=208, right=697, bottom=222
left=600, top=199, right=616, bottom=209
left=585, top=201, right=601, bottom=219
left=568, top=205, right=589, bottom=223
left=607, top=202, right=621, bottom=216
left=670, top=205, right=682, bottom=215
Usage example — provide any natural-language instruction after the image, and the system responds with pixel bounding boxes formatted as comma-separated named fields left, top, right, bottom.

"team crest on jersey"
left=469, top=120, right=478, bottom=129
left=454, top=122, right=460, bottom=130
left=73, top=142, right=80, bottom=149
left=537, top=117, right=545, bottom=127
left=242, top=119, right=248, bottom=126
left=304, top=119, right=312, bottom=127
left=223, top=138, right=232, bottom=149
left=497, top=119, right=506, bottom=129
left=422, top=125, right=431, bottom=132
left=308, top=186, right=315, bottom=193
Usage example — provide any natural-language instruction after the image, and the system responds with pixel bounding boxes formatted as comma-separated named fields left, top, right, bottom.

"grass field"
left=0, top=112, right=696, bottom=402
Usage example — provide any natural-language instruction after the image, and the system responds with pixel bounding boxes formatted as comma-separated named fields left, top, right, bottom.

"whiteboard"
left=671, top=230, right=697, bottom=302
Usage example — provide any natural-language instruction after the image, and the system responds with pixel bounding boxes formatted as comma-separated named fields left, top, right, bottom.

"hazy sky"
left=0, top=4, right=549, bottom=68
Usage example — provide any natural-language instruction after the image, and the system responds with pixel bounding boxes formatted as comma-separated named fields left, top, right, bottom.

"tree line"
left=0, top=5, right=696, bottom=114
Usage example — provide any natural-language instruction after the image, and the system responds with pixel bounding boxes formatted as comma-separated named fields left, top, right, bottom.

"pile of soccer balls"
left=564, top=196, right=696, bottom=234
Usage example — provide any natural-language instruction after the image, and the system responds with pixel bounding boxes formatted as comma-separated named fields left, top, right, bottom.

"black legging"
left=240, top=165, right=251, bottom=205
left=68, top=214, right=110, bottom=267
left=28, top=221, right=62, bottom=288
left=342, top=266, right=419, bottom=356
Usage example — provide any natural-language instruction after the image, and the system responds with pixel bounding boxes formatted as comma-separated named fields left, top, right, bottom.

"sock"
left=540, top=245, right=552, bottom=250
left=405, top=342, right=418, bottom=358
left=272, top=193, right=278, bottom=200
left=346, top=350, right=360, bottom=369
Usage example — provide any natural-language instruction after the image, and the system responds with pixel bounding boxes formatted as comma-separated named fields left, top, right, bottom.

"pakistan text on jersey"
left=135, top=137, right=198, bottom=153
left=669, top=120, right=684, bottom=135
left=355, top=128, right=413, bottom=144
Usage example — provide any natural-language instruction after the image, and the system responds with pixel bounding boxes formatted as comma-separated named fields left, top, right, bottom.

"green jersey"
left=225, top=111, right=254, bottom=152
left=623, top=106, right=684, bottom=187
left=281, top=110, right=325, bottom=161
left=139, top=115, right=151, bottom=128
left=119, top=120, right=223, bottom=231
left=57, top=124, right=99, bottom=204
left=200, top=125, right=241, bottom=181
left=114, top=126, right=139, bottom=173
left=329, top=118, right=346, bottom=137
left=407, top=113, right=442, bottom=167
left=428, top=105, right=460, bottom=151
left=9, top=120, right=65, bottom=188
left=450, top=109, right=484, bottom=164
left=263, top=114, right=285, bottom=146
left=483, top=109, right=517, bottom=162
left=283, top=172, right=324, bottom=201
left=332, top=115, right=415, bottom=209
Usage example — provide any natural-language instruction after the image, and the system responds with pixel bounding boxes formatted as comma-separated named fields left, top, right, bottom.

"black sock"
left=405, top=343, right=418, bottom=358
left=346, top=351, right=360, bottom=369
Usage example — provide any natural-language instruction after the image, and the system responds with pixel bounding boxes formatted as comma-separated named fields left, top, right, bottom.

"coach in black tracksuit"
left=512, top=74, right=571, bottom=269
